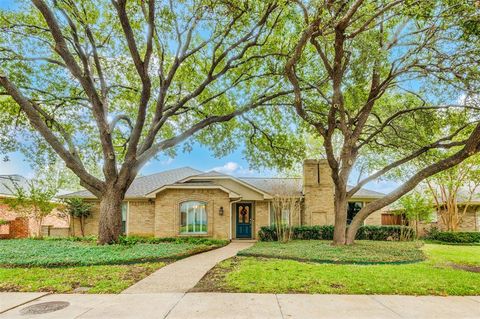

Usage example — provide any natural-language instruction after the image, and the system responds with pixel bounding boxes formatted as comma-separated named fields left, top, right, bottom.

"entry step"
left=231, top=239, right=257, bottom=243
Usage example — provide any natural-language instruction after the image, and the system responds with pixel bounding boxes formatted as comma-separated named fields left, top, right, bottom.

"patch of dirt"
left=449, top=263, right=480, bottom=273
left=329, top=283, right=345, bottom=289
left=0, top=284, right=22, bottom=292
left=122, top=265, right=155, bottom=282
left=189, top=258, right=239, bottom=293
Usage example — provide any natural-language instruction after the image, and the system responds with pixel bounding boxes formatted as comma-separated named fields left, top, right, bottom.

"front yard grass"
left=0, top=238, right=227, bottom=293
left=0, top=262, right=165, bottom=293
left=0, top=238, right=225, bottom=267
left=194, top=241, right=480, bottom=296
left=238, top=240, right=424, bottom=263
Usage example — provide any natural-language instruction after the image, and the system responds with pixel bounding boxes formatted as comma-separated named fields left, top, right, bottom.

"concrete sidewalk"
left=1, top=292, right=479, bottom=319
left=122, top=242, right=253, bottom=293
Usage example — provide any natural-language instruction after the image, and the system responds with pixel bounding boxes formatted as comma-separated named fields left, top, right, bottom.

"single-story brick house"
left=62, top=160, right=388, bottom=240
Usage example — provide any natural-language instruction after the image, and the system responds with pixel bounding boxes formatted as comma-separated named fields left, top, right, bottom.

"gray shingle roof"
left=61, top=167, right=385, bottom=200
left=61, top=167, right=201, bottom=199
left=239, top=177, right=303, bottom=196
left=347, top=185, right=385, bottom=199
left=0, top=175, right=28, bottom=197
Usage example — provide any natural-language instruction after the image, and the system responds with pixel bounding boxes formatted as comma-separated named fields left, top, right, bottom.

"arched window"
left=180, top=201, right=207, bottom=234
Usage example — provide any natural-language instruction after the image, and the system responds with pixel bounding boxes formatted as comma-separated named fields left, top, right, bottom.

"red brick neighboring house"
left=0, top=175, right=68, bottom=238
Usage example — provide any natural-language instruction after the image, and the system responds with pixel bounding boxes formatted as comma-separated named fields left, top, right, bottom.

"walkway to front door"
left=122, top=242, right=253, bottom=294
left=236, top=203, right=252, bottom=239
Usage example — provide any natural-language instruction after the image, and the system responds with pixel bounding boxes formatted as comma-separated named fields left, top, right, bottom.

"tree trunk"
left=332, top=190, right=348, bottom=245
left=345, top=217, right=361, bottom=245
left=345, top=205, right=370, bottom=245
left=98, top=188, right=124, bottom=244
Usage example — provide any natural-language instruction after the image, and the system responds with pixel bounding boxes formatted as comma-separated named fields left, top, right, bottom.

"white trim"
left=179, top=200, right=208, bottom=235
left=145, top=185, right=241, bottom=199
left=178, top=176, right=273, bottom=200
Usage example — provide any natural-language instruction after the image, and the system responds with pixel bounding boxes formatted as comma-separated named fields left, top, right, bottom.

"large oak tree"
left=0, top=0, right=291, bottom=243
left=244, top=0, right=480, bottom=244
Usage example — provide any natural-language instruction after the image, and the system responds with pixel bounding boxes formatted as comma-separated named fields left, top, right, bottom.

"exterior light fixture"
left=219, top=206, right=224, bottom=215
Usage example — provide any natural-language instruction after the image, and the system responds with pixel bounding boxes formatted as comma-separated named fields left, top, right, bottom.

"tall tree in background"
left=245, top=0, right=480, bottom=244
left=0, top=0, right=290, bottom=243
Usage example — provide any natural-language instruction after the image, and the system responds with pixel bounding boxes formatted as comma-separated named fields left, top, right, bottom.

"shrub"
left=117, top=235, right=229, bottom=247
left=426, top=230, right=480, bottom=244
left=0, top=219, right=8, bottom=226
left=293, top=225, right=334, bottom=240
left=258, top=225, right=414, bottom=241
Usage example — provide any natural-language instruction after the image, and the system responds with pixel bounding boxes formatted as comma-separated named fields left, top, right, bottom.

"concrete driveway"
left=1, top=292, right=479, bottom=319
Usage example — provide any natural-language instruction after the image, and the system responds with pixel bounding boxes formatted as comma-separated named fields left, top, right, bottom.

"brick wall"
left=436, top=206, right=480, bottom=232
left=127, top=200, right=155, bottom=236
left=303, top=159, right=335, bottom=226
left=254, top=201, right=269, bottom=239
left=154, top=188, right=231, bottom=239
left=71, top=200, right=100, bottom=236
left=364, top=208, right=383, bottom=225
left=7, top=218, right=29, bottom=238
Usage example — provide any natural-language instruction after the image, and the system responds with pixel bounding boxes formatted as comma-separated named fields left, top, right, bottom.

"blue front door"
left=236, top=203, right=252, bottom=238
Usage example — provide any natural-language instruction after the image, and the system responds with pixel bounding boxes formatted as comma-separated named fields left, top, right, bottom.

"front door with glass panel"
left=236, top=203, right=252, bottom=238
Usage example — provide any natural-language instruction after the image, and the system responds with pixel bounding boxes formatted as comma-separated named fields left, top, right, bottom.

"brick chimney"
left=302, top=159, right=335, bottom=225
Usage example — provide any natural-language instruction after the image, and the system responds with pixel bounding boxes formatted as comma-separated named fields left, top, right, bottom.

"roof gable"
left=178, top=171, right=274, bottom=199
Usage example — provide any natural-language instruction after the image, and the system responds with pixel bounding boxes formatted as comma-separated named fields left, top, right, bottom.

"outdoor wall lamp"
left=219, top=206, right=224, bottom=216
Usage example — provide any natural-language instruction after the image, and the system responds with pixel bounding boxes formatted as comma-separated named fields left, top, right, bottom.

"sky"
left=0, top=0, right=399, bottom=194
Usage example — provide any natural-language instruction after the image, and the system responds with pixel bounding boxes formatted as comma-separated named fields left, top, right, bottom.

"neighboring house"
left=381, top=189, right=480, bottom=233
left=61, top=160, right=386, bottom=240
left=432, top=190, right=480, bottom=232
left=0, top=175, right=68, bottom=238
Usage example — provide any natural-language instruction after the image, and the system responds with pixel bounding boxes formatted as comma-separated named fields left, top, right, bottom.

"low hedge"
left=117, top=236, right=229, bottom=246
left=258, top=225, right=415, bottom=241
left=426, top=231, right=480, bottom=244
left=41, top=235, right=228, bottom=247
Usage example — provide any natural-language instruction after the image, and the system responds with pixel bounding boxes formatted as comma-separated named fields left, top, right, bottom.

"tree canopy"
left=0, top=0, right=292, bottom=243
left=243, top=0, right=480, bottom=244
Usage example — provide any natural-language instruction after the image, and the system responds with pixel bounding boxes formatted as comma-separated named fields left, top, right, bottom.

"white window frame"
left=180, top=201, right=207, bottom=234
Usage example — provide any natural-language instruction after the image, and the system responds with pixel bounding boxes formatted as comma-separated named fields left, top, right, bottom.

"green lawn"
left=0, top=238, right=224, bottom=267
left=0, top=262, right=165, bottom=293
left=194, top=242, right=480, bottom=296
left=238, top=240, right=424, bottom=263
left=0, top=238, right=226, bottom=293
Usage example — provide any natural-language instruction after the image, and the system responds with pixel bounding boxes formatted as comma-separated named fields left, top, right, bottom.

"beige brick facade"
left=436, top=206, right=480, bottom=231
left=127, top=200, right=155, bottom=236
left=253, top=201, right=269, bottom=239
left=303, top=159, right=335, bottom=225
left=154, top=188, right=231, bottom=239
left=71, top=200, right=100, bottom=236
left=64, top=160, right=400, bottom=240
left=364, top=209, right=382, bottom=225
